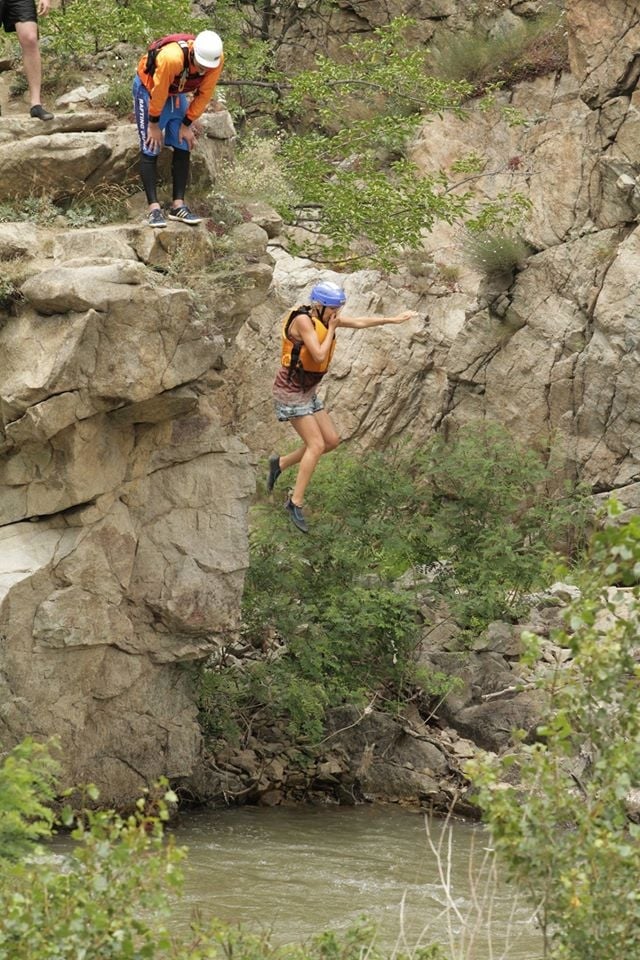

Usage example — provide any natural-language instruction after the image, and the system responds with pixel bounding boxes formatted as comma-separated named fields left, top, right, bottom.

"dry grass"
left=430, top=4, right=567, bottom=94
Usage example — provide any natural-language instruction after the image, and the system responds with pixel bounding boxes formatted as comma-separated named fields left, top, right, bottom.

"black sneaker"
left=285, top=497, right=309, bottom=534
left=168, top=204, right=202, bottom=225
left=267, top=454, right=281, bottom=492
left=30, top=104, right=53, bottom=121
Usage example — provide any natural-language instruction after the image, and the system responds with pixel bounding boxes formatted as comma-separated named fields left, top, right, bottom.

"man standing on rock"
left=133, top=30, right=224, bottom=228
left=0, top=0, right=54, bottom=120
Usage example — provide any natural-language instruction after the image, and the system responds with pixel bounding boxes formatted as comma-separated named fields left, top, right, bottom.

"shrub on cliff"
left=199, top=424, right=590, bottom=743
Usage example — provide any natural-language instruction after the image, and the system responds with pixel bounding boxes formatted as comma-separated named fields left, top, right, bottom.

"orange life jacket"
left=281, top=306, right=336, bottom=376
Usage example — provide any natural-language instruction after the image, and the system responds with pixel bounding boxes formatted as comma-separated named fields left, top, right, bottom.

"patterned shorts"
left=273, top=392, right=324, bottom=422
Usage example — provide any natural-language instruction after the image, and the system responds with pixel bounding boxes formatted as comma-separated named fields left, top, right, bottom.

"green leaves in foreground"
left=0, top=741, right=184, bottom=959
left=0, top=738, right=58, bottom=860
left=469, top=509, right=640, bottom=959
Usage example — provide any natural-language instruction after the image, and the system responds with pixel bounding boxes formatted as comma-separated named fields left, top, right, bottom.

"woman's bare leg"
left=288, top=409, right=340, bottom=505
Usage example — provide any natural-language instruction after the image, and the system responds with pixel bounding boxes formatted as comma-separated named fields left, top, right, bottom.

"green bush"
left=0, top=196, right=59, bottom=224
left=42, top=0, right=208, bottom=56
left=0, top=739, right=57, bottom=861
left=410, top=426, right=591, bottom=629
left=469, top=506, right=640, bottom=958
left=0, top=740, right=186, bottom=959
left=199, top=425, right=590, bottom=742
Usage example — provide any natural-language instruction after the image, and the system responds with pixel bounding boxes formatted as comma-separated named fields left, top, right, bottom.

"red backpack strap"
left=144, top=33, right=195, bottom=76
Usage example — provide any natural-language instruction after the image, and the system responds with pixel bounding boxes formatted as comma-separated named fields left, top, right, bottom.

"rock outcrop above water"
left=0, top=109, right=273, bottom=803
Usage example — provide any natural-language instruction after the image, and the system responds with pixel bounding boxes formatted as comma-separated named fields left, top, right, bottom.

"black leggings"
left=139, top=149, right=191, bottom=205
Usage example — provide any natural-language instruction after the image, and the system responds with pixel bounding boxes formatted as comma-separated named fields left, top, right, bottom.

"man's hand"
left=37, top=0, right=50, bottom=14
left=178, top=123, right=197, bottom=149
left=144, top=121, right=163, bottom=152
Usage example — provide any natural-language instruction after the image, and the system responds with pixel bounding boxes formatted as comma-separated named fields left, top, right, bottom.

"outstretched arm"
left=337, top=309, right=418, bottom=329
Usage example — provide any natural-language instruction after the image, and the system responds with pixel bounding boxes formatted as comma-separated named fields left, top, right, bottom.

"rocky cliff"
left=0, top=108, right=273, bottom=802
left=1, top=0, right=639, bottom=804
left=222, top=1, right=640, bottom=522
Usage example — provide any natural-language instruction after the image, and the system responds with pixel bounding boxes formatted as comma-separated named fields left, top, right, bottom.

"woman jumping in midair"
left=268, top=280, right=417, bottom=533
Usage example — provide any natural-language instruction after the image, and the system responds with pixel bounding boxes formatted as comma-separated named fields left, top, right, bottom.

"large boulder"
left=0, top=109, right=235, bottom=200
left=0, top=203, right=270, bottom=801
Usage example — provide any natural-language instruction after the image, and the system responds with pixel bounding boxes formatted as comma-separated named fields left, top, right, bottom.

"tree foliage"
left=44, top=0, right=208, bottom=55
left=199, top=425, right=590, bottom=743
left=468, top=505, right=640, bottom=958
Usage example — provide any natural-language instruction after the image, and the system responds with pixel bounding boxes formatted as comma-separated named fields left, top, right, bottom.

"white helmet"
left=193, top=30, right=223, bottom=68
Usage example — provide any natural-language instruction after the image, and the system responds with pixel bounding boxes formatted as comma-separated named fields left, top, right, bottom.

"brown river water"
left=166, top=803, right=544, bottom=959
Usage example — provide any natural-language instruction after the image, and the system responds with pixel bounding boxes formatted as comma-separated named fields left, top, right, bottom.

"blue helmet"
left=310, top=281, right=347, bottom=308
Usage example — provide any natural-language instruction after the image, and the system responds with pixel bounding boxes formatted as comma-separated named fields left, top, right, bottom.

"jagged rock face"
left=0, top=112, right=271, bottom=803
left=222, top=3, right=640, bottom=517
left=257, top=0, right=541, bottom=68
left=567, top=0, right=640, bottom=106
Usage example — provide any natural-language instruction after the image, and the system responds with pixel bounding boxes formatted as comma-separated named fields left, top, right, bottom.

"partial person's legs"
left=15, top=20, right=40, bottom=105
left=133, top=76, right=164, bottom=225
left=15, top=20, right=52, bottom=118
left=164, top=114, right=202, bottom=225
left=169, top=147, right=193, bottom=216
left=289, top=409, right=340, bottom=507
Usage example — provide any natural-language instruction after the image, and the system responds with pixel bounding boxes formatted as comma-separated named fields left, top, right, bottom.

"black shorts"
left=0, top=0, right=38, bottom=33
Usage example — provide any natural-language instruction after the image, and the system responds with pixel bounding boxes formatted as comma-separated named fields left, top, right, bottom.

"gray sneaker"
left=30, top=104, right=53, bottom=120
left=148, top=209, right=167, bottom=228
left=285, top=497, right=309, bottom=534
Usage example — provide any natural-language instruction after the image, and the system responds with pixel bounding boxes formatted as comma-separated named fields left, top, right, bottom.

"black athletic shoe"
left=30, top=104, right=53, bottom=121
left=267, top=454, right=281, bottom=492
left=168, top=205, right=202, bottom=225
left=285, top=497, right=309, bottom=534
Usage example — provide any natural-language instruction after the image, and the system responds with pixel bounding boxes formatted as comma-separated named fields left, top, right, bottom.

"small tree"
left=468, top=506, right=640, bottom=958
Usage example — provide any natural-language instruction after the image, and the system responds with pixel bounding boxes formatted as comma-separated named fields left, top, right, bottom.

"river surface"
left=167, top=803, right=543, bottom=959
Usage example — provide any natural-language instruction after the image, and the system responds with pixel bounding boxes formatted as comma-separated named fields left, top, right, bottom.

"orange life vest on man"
left=281, top=306, right=336, bottom=377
